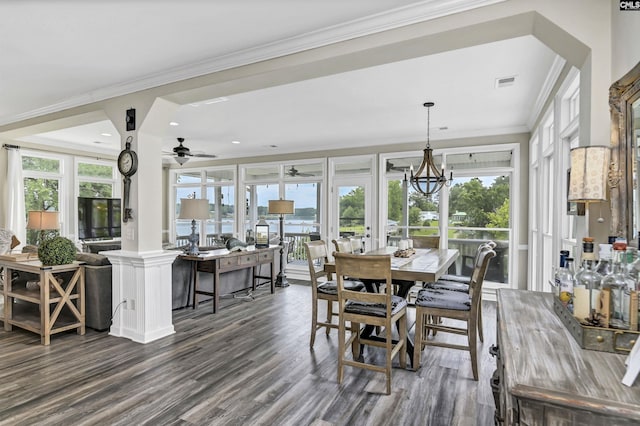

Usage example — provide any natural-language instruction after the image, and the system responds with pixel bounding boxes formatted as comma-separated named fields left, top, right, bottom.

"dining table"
left=324, top=246, right=459, bottom=367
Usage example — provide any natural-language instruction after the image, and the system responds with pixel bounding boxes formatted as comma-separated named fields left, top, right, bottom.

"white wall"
left=611, top=0, right=640, bottom=82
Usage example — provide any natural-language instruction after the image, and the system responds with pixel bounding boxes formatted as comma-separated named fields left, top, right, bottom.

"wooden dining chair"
left=412, top=247, right=495, bottom=380
left=349, top=236, right=364, bottom=254
left=435, top=241, right=496, bottom=284
left=412, top=235, right=440, bottom=249
left=334, top=252, right=407, bottom=395
left=332, top=238, right=353, bottom=254
left=423, top=240, right=496, bottom=341
left=303, top=240, right=364, bottom=349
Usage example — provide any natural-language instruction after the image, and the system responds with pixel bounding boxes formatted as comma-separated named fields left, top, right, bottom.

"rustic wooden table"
left=496, top=289, right=640, bottom=425
left=180, top=245, right=277, bottom=313
left=1, top=259, right=85, bottom=345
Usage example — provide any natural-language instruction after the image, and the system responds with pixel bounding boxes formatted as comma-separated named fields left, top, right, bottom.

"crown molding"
left=0, top=0, right=505, bottom=127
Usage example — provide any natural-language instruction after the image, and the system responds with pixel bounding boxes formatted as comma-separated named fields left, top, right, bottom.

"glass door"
left=331, top=177, right=373, bottom=252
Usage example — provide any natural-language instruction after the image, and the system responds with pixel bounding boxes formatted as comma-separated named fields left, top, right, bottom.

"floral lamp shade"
left=568, top=146, right=610, bottom=203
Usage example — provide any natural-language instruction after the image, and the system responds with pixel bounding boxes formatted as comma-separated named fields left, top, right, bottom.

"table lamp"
left=27, top=210, right=59, bottom=244
left=178, top=198, right=210, bottom=255
left=268, top=199, right=294, bottom=287
left=568, top=146, right=610, bottom=237
left=255, top=217, right=269, bottom=249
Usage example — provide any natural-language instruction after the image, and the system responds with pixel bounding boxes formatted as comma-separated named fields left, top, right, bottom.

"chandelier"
left=410, top=101, right=452, bottom=197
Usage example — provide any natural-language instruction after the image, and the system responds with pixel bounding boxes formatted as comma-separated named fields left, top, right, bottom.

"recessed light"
left=231, top=140, right=240, bottom=144
left=204, top=96, right=229, bottom=105
left=189, top=96, right=230, bottom=107
left=100, top=132, right=112, bottom=137
left=169, top=122, right=179, bottom=126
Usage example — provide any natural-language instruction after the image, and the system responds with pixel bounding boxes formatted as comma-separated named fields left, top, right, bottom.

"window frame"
left=380, top=143, right=519, bottom=288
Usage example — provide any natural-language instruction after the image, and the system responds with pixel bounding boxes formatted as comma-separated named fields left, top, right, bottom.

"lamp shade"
left=27, top=211, right=59, bottom=230
left=178, top=198, right=210, bottom=220
left=568, top=146, right=610, bottom=202
left=268, top=199, right=294, bottom=215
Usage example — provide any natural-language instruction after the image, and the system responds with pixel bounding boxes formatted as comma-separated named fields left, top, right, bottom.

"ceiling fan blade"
left=191, top=153, right=217, bottom=158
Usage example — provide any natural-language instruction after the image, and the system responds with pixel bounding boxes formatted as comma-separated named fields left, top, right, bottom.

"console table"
left=495, top=289, right=640, bottom=425
left=180, top=245, right=277, bottom=313
left=0, top=259, right=85, bottom=345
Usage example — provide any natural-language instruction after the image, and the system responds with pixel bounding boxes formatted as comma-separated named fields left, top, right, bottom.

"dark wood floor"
left=0, top=283, right=498, bottom=426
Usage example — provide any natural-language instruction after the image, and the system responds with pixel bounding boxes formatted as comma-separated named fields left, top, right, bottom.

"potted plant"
left=38, top=236, right=76, bottom=266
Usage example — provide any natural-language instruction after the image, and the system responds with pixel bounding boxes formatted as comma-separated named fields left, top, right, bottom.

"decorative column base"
left=105, top=250, right=180, bottom=344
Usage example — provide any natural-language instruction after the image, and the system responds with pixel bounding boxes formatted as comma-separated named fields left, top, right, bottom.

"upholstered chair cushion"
left=435, top=274, right=470, bottom=284
left=344, top=294, right=407, bottom=317
left=416, top=288, right=471, bottom=311
left=423, top=280, right=469, bottom=293
left=317, top=279, right=364, bottom=295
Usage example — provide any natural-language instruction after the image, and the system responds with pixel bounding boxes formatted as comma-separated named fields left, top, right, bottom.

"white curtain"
left=5, top=148, right=25, bottom=248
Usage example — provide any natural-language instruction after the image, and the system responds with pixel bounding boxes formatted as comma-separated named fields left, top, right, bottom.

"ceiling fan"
left=286, top=165, right=313, bottom=177
left=169, top=137, right=217, bottom=165
left=386, top=160, right=407, bottom=173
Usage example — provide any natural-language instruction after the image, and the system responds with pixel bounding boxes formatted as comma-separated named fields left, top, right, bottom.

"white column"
left=103, top=96, right=181, bottom=343
left=106, top=250, right=180, bottom=343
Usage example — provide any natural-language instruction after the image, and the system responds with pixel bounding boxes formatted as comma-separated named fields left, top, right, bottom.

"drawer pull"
left=613, top=330, right=632, bottom=353
left=596, top=335, right=604, bottom=343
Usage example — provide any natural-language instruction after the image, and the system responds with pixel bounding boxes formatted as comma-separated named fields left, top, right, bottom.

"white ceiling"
left=1, top=0, right=560, bottom=163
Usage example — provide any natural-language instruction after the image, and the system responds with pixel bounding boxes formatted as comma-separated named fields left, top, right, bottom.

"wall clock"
left=118, top=136, right=138, bottom=222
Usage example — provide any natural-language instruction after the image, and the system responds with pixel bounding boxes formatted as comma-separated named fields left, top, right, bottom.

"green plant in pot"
left=38, top=236, right=76, bottom=266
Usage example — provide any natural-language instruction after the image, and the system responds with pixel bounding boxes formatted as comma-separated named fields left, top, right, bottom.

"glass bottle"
left=574, top=237, right=602, bottom=324
left=558, top=257, right=575, bottom=313
left=554, top=250, right=570, bottom=299
left=597, top=243, right=613, bottom=277
left=601, top=241, right=631, bottom=329
left=625, top=246, right=640, bottom=329
left=626, top=247, right=640, bottom=278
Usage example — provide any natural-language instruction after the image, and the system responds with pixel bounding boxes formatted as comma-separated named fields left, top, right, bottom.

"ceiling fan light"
left=175, top=156, right=189, bottom=165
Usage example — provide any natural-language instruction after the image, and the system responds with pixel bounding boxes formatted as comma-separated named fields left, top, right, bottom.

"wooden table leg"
left=270, top=257, right=275, bottom=294
left=42, top=271, right=50, bottom=346
left=3, top=267, right=12, bottom=331
left=213, top=260, right=219, bottom=314
left=79, top=268, right=85, bottom=335
left=192, top=260, right=198, bottom=310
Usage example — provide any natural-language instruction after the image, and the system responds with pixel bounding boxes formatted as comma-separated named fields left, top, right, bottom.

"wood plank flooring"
left=0, top=282, right=498, bottom=426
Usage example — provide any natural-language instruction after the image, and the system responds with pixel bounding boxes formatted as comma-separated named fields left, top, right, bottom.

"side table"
left=0, top=259, right=85, bottom=345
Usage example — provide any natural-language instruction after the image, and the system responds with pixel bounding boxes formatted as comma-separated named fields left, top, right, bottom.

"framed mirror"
left=610, top=61, right=640, bottom=242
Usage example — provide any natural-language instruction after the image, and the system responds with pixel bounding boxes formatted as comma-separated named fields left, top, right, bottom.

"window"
left=447, top=149, right=514, bottom=285
left=172, top=167, right=236, bottom=246
left=242, top=161, right=324, bottom=262
left=20, top=151, right=119, bottom=244
left=22, top=154, right=62, bottom=244
left=77, top=160, right=116, bottom=198
left=384, top=154, right=439, bottom=241
left=383, top=147, right=515, bottom=286
left=528, top=69, right=581, bottom=292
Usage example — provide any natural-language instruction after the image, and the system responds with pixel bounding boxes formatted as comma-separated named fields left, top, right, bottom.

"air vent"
left=495, top=76, right=516, bottom=88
